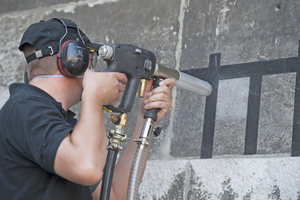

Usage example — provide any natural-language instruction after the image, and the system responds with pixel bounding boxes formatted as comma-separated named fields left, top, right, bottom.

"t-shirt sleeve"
left=5, top=97, right=73, bottom=174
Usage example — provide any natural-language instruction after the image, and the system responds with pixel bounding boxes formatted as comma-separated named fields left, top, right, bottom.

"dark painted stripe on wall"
left=291, top=57, right=300, bottom=156
left=200, top=53, right=220, bottom=159
left=244, top=75, right=262, bottom=155
left=183, top=44, right=300, bottom=158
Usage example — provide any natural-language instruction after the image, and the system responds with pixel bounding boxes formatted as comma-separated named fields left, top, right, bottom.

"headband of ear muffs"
left=57, top=40, right=90, bottom=77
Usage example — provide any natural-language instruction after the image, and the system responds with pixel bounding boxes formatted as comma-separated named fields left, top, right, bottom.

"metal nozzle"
left=154, top=63, right=212, bottom=96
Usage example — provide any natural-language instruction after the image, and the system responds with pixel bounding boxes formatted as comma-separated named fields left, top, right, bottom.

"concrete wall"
left=1, top=0, right=300, bottom=199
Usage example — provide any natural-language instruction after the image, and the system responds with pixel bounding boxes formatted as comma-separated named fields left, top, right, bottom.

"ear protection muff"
left=23, top=18, right=91, bottom=82
left=55, top=18, right=90, bottom=77
left=57, top=40, right=89, bottom=77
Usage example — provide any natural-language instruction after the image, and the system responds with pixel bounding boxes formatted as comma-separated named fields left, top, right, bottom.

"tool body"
left=99, top=44, right=212, bottom=200
left=101, top=44, right=156, bottom=113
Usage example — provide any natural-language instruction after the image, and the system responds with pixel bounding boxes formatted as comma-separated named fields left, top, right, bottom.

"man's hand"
left=82, top=70, right=127, bottom=106
left=140, top=77, right=175, bottom=122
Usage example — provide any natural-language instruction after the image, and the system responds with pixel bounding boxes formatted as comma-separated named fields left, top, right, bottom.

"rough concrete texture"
left=1, top=0, right=300, bottom=199
left=214, top=77, right=250, bottom=156
left=139, top=157, right=300, bottom=200
left=257, top=73, right=296, bottom=155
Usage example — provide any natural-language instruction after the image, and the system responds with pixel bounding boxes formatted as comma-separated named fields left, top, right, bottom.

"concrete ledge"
left=138, top=157, right=300, bottom=200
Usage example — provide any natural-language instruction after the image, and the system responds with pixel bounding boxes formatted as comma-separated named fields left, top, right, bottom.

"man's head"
left=19, top=18, right=101, bottom=81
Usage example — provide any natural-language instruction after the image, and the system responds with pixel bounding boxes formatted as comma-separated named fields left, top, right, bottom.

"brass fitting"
left=109, top=113, right=127, bottom=126
left=138, top=79, right=147, bottom=98
left=118, top=113, right=127, bottom=126
left=107, top=113, right=127, bottom=151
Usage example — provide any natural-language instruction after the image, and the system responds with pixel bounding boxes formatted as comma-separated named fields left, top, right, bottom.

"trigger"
left=102, top=106, right=112, bottom=113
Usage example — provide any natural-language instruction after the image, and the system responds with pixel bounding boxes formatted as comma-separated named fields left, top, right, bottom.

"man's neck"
left=30, top=77, right=82, bottom=111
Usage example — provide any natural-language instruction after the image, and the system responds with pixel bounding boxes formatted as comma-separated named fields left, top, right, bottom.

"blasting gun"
left=98, top=44, right=212, bottom=200
left=100, top=44, right=212, bottom=113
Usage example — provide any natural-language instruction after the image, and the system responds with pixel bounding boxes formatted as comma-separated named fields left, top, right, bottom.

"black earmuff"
left=55, top=18, right=90, bottom=77
left=57, top=40, right=89, bottom=77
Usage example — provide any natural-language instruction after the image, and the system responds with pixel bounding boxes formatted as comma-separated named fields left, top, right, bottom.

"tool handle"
left=143, top=77, right=162, bottom=121
left=103, top=71, right=140, bottom=113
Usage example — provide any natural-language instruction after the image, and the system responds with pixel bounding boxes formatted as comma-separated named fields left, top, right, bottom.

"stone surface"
left=139, top=157, right=300, bottom=200
left=1, top=0, right=300, bottom=198
left=171, top=89, right=206, bottom=158
left=213, top=78, right=249, bottom=156
left=0, top=0, right=78, bottom=13
left=257, top=73, right=296, bottom=155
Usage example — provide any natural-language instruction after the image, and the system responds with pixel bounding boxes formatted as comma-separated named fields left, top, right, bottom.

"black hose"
left=100, top=149, right=118, bottom=200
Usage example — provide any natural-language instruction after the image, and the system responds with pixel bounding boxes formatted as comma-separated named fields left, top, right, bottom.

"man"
left=0, top=18, right=174, bottom=200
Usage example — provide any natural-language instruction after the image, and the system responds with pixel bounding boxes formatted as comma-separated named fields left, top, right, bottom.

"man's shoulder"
left=1, top=83, right=59, bottom=122
left=9, top=83, right=53, bottom=100
left=3, top=83, right=53, bottom=111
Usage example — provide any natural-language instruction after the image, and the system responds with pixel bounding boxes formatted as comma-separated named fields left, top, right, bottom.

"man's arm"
left=54, top=71, right=127, bottom=186
left=91, top=78, right=174, bottom=200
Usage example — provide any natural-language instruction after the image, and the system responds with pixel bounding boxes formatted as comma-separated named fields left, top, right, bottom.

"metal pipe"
left=127, top=78, right=161, bottom=200
left=127, top=118, right=154, bottom=200
left=154, top=63, right=212, bottom=96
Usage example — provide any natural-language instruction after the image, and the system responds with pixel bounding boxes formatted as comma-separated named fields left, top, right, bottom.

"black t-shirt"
left=0, top=83, right=92, bottom=200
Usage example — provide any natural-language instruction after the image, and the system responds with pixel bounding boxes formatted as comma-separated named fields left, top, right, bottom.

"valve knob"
left=153, top=127, right=161, bottom=137
left=109, top=114, right=121, bottom=125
